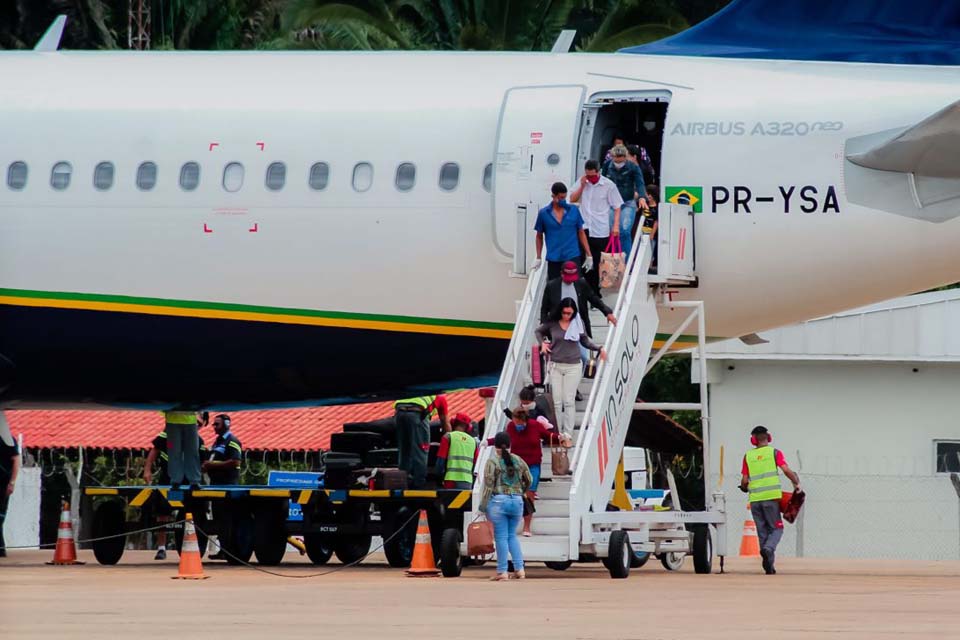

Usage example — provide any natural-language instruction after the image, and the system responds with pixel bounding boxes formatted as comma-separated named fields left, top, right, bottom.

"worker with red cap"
left=434, top=412, right=478, bottom=490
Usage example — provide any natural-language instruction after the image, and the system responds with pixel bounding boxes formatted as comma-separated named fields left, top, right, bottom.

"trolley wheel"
left=382, top=506, right=418, bottom=568
left=692, top=525, right=713, bottom=574
left=439, top=528, right=463, bottom=577
left=605, top=530, right=631, bottom=579
left=545, top=560, right=573, bottom=571
left=630, top=549, right=650, bottom=568
left=253, top=507, right=288, bottom=566
left=222, top=509, right=255, bottom=565
left=303, top=533, right=333, bottom=565
left=659, top=551, right=685, bottom=571
left=334, top=535, right=372, bottom=565
left=174, top=514, right=209, bottom=558
left=91, top=500, right=126, bottom=565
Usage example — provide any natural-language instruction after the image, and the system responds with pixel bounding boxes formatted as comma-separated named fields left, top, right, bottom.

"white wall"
left=4, top=466, right=41, bottom=549
left=707, top=360, right=960, bottom=560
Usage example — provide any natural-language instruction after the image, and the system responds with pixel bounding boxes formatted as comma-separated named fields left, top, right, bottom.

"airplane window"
left=223, top=162, right=244, bottom=193
left=179, top=162, right=200, bottom=191
left=439, top=162, right=460, bottom=191
left=265, top=162, right=286, bottom=191
left=136, top=162, right=157, bottom=191
left=93, top=162, right=114, bottom=191
left=352, top=162, right=373, bottom=193
left=6, top=162, right=28, bottom=190
left=50, top=162, right=72, bottom=191
left=482, top=163, right=493, bottom=193
left=395, top=163, right=416, bottom=192
left=309, top=162, right=329, bottom=191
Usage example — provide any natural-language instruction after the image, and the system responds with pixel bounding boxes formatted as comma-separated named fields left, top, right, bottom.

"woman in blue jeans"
left=480, top=432, right=532, bottom=580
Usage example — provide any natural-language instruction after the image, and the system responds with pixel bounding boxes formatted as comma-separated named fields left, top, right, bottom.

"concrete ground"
left=2, top=550, right=959, bottom=639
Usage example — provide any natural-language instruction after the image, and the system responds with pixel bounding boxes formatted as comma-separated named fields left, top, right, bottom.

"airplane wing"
left=846, top=100, right=960, bottom=179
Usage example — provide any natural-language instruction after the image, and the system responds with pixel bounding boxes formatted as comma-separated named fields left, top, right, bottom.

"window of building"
left=179, top=162, right=200, bottom=191
left=93, top=162, right=114, bottom=191
left=265, top=162, right=286, bottom=191
left=223, top=162, right=244, bottom=193
left=395, top=162, right=416, bottom=192
left=935, top=440, right=960, bottom=473
left=352, top=162, right=373, bottom=192
left=50, top=162, right=72, bottom=191
left=6, top=162, right=27, bottom=190
left=309, top=162, right=329, bottom=191
left=439, top=162, right=460, bottom=191
left=136, top=162, right=157, bottom=191
left=482, top=163, right=493, bottom=193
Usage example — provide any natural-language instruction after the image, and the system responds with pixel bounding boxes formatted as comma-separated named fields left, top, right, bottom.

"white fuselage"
left=1, top=50, right=959, bottom=406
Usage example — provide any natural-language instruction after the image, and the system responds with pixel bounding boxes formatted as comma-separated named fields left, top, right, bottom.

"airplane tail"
left=620, top=0, right=960, bottom=65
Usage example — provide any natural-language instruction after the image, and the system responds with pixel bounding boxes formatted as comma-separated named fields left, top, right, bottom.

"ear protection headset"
left=215, top=414, right=231, bottom=429
left=750, top=426, right=772, bottom=446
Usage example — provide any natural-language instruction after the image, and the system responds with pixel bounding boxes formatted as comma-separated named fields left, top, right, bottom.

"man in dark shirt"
left=0, top=430, right=21, bottom=558
left=203, top=414, right=242, bottom=560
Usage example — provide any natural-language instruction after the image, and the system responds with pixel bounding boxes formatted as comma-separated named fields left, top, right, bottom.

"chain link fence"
left=712, top=472, right=960, bottom=560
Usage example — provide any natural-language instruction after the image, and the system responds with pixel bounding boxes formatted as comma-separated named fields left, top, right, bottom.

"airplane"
left=1, top=0, right=959, bottom=416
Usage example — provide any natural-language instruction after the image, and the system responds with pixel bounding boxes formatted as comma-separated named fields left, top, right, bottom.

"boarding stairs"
left=468, top=204, right=727, bottom=577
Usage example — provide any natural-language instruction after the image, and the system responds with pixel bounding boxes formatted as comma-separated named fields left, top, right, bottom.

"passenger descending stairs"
left=470, top=236, right=661, bottom=564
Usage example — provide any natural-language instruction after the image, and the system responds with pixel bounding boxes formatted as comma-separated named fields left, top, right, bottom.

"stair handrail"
left=473, top=263, right=549, bottom=504
left=570, top=228, right=650, bottom=472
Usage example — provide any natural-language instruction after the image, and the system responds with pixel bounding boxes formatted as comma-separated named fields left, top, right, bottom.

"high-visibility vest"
left=394, top=395, right=438, bottom=417
left=444, top=431, right=476, bottom=484
left=745, top=446, right=782, bottom=503
left=164, top=411, right=195, bottom=425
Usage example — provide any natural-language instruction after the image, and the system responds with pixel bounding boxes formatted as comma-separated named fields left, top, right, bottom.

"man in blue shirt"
left=534, top=182, right=594, bottom=280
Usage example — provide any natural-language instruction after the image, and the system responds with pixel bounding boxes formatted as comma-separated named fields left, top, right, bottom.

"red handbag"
left=467, top=518, right=495, bottom=556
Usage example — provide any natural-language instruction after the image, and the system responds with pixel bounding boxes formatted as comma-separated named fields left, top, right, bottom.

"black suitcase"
left=329, top=431, right=385, bottom=457
left=343, top=417, right=397, bottom=446
left=322, top=452, right=363, bottom=489
left=364, top=448, right=399, bottom=467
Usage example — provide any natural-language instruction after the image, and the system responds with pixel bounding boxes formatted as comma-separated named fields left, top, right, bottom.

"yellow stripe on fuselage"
left=0, top=295, right=512, bottom=340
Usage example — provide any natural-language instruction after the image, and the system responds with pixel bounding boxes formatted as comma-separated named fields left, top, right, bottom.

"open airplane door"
left=492, top=85, right=586, bottom=274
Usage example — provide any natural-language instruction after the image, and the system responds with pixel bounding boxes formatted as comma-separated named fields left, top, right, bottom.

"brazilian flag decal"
left=665, top=186, right=703, bottom=213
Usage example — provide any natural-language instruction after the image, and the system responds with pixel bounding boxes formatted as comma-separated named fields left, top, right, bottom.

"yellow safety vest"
left=444, top=431, right=476, bottom=484
left=745, top=446, right=782, bottom=503
left=164, top=411, right=195, bottom=425
left=394, top=395, right=439, bottom=417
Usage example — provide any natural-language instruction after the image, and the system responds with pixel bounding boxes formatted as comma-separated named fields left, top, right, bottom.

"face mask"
left=587, top=175, right=600, bottom=185
left=555, top=198, right=567, bottom=206
left=522, top=402, right=536, bottom=411
left=613, top=161, right=625, bottom=169
left=514, top=421, right=526, bottom=432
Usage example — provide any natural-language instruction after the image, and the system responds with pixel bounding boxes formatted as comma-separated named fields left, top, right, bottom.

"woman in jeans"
left=535, top=298, right=606, bottom=436
left=480, top=432, right=532, bottom=581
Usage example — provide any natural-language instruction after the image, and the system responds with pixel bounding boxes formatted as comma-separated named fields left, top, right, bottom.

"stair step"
left=516, top=535, right=571, bottom=562
left=536, top=478, right=572, bottom=499
left=527, top=516, right=568, bottom=536
left=530, top=499, right=570, bottom=518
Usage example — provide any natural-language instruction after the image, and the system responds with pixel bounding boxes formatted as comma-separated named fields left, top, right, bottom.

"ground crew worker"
left=203, top=413, right=242, bottom=560
left=144, top=416, right=208, bottom=560
left=740, top=425, right=800, bottom=575
left=163, top=409, right=205, bottom=489
left=394, top=394, right=450, bottom=489
left=435, top=412, right=478, bottom=489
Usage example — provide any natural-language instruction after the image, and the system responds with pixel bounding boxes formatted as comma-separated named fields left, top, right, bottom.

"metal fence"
left=712, top=472, right=960, bottom=561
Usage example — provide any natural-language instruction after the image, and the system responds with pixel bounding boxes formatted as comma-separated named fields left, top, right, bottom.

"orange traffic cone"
left=172, top=513, right=208, bottom=580
left=47, top=501, right=84, bottom=565
left=739, top=506, right=760, bottom=557
left=405, top=510, right=439, bottom=577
